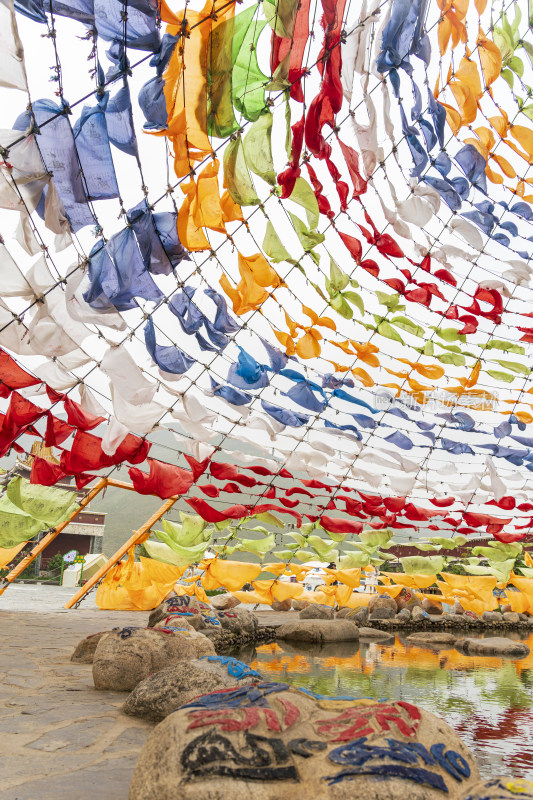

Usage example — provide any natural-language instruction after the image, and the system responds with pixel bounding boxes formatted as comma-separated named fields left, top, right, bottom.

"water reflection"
left=236, top=633, right=533, bottom=779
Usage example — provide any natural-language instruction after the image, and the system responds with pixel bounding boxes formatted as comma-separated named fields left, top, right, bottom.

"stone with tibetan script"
left=93, top=627, right=215, bottom=692
left=277, top=620, right=359, bottom=644
left=155, top=611, right=221, bottom=632
left=216, top=608, right=258, bottom=636
left=123, top=656, right=263, bottom=722
left=460, top=777, right=533, bottom=798
left=148, top=595, right=213, bottom=628
left=129, top=682, right=479, bottom=800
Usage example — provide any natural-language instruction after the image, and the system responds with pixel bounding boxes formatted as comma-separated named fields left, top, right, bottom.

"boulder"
left=129, top=683, right=479, bottom=800
left=422, top=598, right=443, bottom=616
left=369, top=606, right=396, bottom=621
left=154, top=617, right=195, bottom=632
left=292, top=599, right=310, bottom=612
left=453, top=601, right=466, bottom=615
left=123, top=656, right=262, bottom=722
left=335, top=607, right=351, bottom=619
left=216, top=608, right=258, bottom=636
left=406, top=633, right=457, bottom=647
left=395, top=589, right=422, bottom=612
left=502, top=612, right=521, bottom=624
left=346, top=606, right=369, bottom=625
left=368, top=594, right=397, bottom=614
left=460, top=778, right=533, bottom=798
left=276, top=620, right=359, bottom=644
left=92, top=627, right=215, bottom=691
left=396, top=608, right=411, bottom=622
left=299, top=604, right=334, bottom=620
left=71, top=630, right=117, bottom=664
left=210, top=594, right=241, bottom=611
left=500, top=603, right=512, bottom=614
left=358, top=627, right=395, bottom=642
left=481, top=611, right=501, bottom=624
left=272, top=599, right=292, bottom=612
left=411, top=606, right=427, bottom=623
left=455, top=637, right=530, bottom=658
left=518, top=613, right=529, bottom=623
left=148, top=595, right=212, bottom=628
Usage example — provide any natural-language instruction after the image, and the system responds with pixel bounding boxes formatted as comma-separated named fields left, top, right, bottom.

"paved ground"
left=0, top=585, right=290, bottom=800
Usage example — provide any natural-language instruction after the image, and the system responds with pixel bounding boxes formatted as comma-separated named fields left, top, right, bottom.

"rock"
left=502, top=612, right=521, bottom=624
left=396, top=589, right=422, bottom=612
left=369, top=606, right=396, bottom=621
left=406, top=633, right=457, bottom=646
left=123, top=656, right=262, bottom=722
left=71, top=630, right=118, bottom=664
left=216, top=608, right=258, bottom=636
left=292, top=599, right=310, bottom=612
left=335, top=607, right=351, bottom=619
left=92, top=627, right=215, bottom=691
left=500, top=603, right=512, bottom=614
left=422, top=598, right=443, bottom=616
left=272, top=599, right=292, bottom=612
left=443, top=614, right=465, bottom=625
left=129, top=683, right=479, bottom=800
left=358, top=627, right=395, bottom=642
left=210, top=593, right=241, bottom=611
left=148, top=595, right=212, bottom=628
left=455, top=637, right=530, bottom=658
left=299, top=604, right=334, bottom=620
left=276, top=620, right=359, bottom=644
left=346, top=606, right=369, bottom=625
left=481, top=611, right=501, bottom=624
left=453, top=601, right=466, bottom=615
left=368, top=593, right=397, bottom=614
left=518, top=613, right=529, bottom=623
left=154, top=617, right=195, bottom=632
left=396, top=608, right=411, bottom=622
left=460, top=777, right=533, bottom=798
left=412, top=606, right=427, bottom=623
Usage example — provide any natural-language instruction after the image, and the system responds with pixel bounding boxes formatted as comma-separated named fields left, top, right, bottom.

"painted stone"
left=299, top=604, right=334, bottom=620
left=123, top=656, right=262, bottom=722
left=154, top=616, right=195, bottom=632
left=369, top=594, right=397, bottom=614
left=148, top=595, right=212, bottom=628
left=460, top=777, right=533, bottom=798
left=129, top=683, right=479, bottom=800
left=455, top=637, right=530, bottom=658
left=277, top=620, right=359, bottom=644
left=396, top=589, right=422, bottom=612
left=93, top=627, right=215, bottom=691
left=70, top=629, right=118, bottom=664
left=211, top=594, right=242, bottom=611
left=216, top=608, right=258, bottom=636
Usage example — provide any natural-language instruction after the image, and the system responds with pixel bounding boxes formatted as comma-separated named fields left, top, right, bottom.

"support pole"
left=0, top=478, right=109, bottom=597
left=64, top=494, right=180, bottom=609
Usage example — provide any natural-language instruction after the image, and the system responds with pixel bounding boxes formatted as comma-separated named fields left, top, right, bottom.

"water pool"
left=236, top=632, right=533, bottom=779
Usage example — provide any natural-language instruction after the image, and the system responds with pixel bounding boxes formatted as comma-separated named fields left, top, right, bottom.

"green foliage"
left=44, top=552, right=65, bottom=573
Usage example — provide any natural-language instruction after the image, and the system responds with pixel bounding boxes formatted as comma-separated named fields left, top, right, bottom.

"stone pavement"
left=0, top=586, right=294, bottom=800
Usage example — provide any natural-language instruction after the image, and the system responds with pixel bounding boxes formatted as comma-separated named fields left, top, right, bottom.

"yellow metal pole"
left=64, top=493, right=180, bottom=609
left=0, top=477, right=109, bottom=597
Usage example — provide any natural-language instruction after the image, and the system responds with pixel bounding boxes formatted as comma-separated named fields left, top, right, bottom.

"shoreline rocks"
left=277, top=619, right=360, bottom=643
left=454, top=637, right=530, bottom=658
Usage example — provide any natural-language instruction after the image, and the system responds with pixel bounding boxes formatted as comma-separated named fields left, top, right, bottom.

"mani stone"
left=346, top=607, right=369, bottom=625
left=71, top=630, right=118, bottom=664
left=276, top=620, right=359, bottom=644
left=216, top=608, right=258, bottom=636
left=129, top=682, right=479, bottom=800
left=148, top=595, right=212, bottom=628
left=123, top=656, right=262, bottom=722
left=460, top=777, right=533, bottom=799
left=93, top=627, right=215, bottom=691
left=369, top=607, right=396, bottom=621
left=368, top=594, right=397, bottom=614
left=210, top=594, right=242, bottom=611
left=299, top=604, right=334, bottom=620
left=455, top=637, right=530, bottom=658
left=406, top=633, right=457, bottom=647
